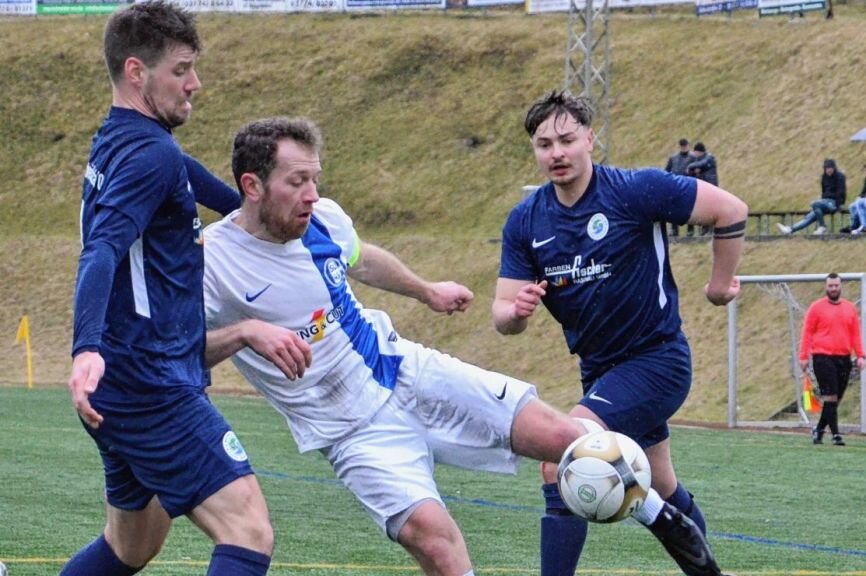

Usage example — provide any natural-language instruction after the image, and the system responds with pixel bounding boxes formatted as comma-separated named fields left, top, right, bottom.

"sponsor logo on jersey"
left=84, top=162, right=104, bottom=191
left=544, top=255, right=612, bottom=287
left=323, top=258, right=346, bottom=287
left=222, top=431, right=248, bottom=462
left=587, top=213, right=609, bottom=240
left=193, top=217, right=204, bottom=246
left=296, top=305, right=345, bottom=341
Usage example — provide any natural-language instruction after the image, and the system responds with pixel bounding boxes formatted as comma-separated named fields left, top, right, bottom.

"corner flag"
left=802, top=375, right=820, bottom=414
left=15, top=315, right=34, bottom=389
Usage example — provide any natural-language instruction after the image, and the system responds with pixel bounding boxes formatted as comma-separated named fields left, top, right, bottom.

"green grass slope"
left=1, top=8, right=865, bottom=424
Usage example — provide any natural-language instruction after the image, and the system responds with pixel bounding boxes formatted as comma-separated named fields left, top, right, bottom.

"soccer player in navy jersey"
left=493, top=91, right=748, bottom=576
left=62, top=3, right=272, bottom=575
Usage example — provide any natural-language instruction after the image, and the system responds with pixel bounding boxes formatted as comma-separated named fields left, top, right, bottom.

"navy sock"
left=207, top=544, right=271, bottom=576
left=665, top=482, right=706, bottom=535
left=59, top=534, right=141, bottom=576
left=540, top=482, right=588, bottom=576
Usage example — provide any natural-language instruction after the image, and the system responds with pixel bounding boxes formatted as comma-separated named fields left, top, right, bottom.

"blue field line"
left=710, top=532, right=866, bottom=558
left=256, top=469, right=866, bottom=560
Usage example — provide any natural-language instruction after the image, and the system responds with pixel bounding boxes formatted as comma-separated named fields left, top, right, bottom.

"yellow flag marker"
left=16, top=315, right=34, bottom=389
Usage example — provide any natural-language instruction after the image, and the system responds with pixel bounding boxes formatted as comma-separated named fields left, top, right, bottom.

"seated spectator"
left=841, top=163, right=866, bottom=235
left=664, top=138, right=696, bottom=237
left=778, top=158, right=846, bottom=236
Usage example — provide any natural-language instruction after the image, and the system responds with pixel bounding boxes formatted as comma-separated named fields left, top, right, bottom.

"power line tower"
left=564, top=0, right=612, bottom=164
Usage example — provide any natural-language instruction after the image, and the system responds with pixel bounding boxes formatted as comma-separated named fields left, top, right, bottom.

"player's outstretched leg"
left=632, top=489, right=730, bottom=576
left=540, top=482, right=588, bottom=576
left=665, top=482, right=707, bottom=535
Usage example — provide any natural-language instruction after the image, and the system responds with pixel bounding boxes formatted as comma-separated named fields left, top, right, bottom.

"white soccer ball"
left=557, top=430, right=651, bottom=523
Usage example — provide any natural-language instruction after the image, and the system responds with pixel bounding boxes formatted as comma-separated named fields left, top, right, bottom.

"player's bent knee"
left=192, top=476, right=274, bottom=554
left=397, top=501, right=464, bottom=561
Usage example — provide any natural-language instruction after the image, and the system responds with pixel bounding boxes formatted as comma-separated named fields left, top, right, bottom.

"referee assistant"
left=800, top=273, right=865, bottom=446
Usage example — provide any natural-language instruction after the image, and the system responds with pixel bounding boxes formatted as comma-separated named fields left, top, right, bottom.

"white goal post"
left=727, top=273, right=866, bottom=433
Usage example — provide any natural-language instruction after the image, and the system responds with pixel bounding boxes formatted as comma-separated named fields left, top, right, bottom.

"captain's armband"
left=712, top=220, right=746, bottom=239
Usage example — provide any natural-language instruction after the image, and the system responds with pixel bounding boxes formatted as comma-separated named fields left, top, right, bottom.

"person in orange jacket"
left=800, top=273, right=865, bottom=446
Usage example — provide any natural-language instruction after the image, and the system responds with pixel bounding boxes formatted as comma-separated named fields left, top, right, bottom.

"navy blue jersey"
left=72, top=107, right=207, bottom=395
left=499, top=165, right=697, bottom=381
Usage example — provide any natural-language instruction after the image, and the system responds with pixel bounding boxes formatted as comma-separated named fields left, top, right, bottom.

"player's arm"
left=205, top=320, right=311, bottom=381
left=847, top=305, right=865, bottom=370
left=346, top=241, right=473, bottom=315
left=798, top=305, right=817, bottom=372
left=184, top=154, right=241, bottom=216
left=687, top=179, right=749, bottom=306
left=70, top=208, right=141, bottom=429
left=492, top=278, right=547, bottom=335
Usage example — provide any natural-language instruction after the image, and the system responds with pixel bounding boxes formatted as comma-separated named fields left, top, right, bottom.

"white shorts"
left=320, top=339, right=537, bottom=538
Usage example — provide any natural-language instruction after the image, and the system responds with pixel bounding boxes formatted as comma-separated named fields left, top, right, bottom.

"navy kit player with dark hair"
left=493, top=92, right=748, bottom=576
left=63, top=2, right=272, bottom=575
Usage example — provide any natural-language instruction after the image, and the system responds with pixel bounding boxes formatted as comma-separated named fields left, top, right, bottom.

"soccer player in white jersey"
left=201, top=116, right=606, bottom=576
left=494, top=91, right=747, bottom=576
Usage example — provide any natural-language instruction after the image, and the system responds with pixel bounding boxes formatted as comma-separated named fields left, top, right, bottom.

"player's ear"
left=124, top=56, right=146, bottom=88
left=240, top=172, right=264, bottom=200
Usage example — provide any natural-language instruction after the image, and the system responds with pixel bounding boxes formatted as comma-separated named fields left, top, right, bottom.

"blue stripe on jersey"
left=303, top=218, right=402, bottom=390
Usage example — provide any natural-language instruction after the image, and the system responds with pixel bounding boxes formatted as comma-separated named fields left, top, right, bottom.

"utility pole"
left=563, top=0, right=612, bottom=164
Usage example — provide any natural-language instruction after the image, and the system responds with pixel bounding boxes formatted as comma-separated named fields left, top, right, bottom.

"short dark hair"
left=693, top=142, right=706, bottom=153
left=232, top=117, right=323, bottom=193
left=827, top=272, right=840, bottom=281
left=524, top=91, right=594, bottom=137
left=104, top=0, right=200, bottom=83
left=678, top=138, right=689, bottom=146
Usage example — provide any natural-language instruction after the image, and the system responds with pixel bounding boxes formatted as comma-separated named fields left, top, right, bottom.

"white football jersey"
left=203, top=199, right=401, bottom=452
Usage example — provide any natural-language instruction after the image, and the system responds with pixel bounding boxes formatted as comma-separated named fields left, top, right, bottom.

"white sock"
left=632, top=487, right=664, bottom=525
left=463, top=571, right=475, bottom=576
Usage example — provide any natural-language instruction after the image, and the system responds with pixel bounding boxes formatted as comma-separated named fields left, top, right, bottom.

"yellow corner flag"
left=803, top=375, right=820, bottom=414
left=15, top=315, right=34, bottom=389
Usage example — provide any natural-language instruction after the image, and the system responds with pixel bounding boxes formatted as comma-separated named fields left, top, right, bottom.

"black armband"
left=713, top=220, right=746, bottom=239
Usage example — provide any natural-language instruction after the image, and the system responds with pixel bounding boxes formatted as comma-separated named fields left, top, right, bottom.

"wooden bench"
left=669, top=209, right=852, bottom=238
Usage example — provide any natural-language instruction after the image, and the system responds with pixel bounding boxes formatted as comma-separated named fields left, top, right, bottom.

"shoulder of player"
left=311, top=197, right=353, bottom=229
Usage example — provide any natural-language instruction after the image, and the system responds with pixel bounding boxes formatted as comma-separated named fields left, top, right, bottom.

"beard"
left=260, top=188, right=307, bottom=242
left=826, top=289, right=841, bottom=302
left=142, top=84, right=189, bottom=129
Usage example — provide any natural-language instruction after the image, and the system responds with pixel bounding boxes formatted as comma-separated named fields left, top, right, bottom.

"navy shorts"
left=578, top=334, right=692, bottom=450
left=83, top=387, right=254, bottom=518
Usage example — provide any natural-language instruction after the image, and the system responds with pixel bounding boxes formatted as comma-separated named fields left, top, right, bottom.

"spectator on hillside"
left=665, top=138, right=695, bottom=176
left=686, top=142, right=718, bottom=185
left=685, top=142, right=718, bottom=235
left=840, top=162, right=866, bottom=235
left=665, top=138, right=696, bottom=236
left=778, top=159, right=846, bottom=236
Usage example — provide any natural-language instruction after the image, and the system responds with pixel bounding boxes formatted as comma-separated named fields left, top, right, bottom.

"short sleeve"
left=627, top=169, right=697, bottom=226
left=498, top=204, right=537, bottom=281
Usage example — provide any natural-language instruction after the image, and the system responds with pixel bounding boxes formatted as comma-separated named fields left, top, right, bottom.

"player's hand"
left=426, top=281, right=474, bottom=315
left=799, top=359, right=810, bottom=374
left=246, top=321, right=312, bottom=381
left=511, top=280, right=547, bottom=320
left=857, top=357, right=864, bottom=371
left=68, top=351, right=105, bottom=429
left=704, top=277, right=740, bottom=306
